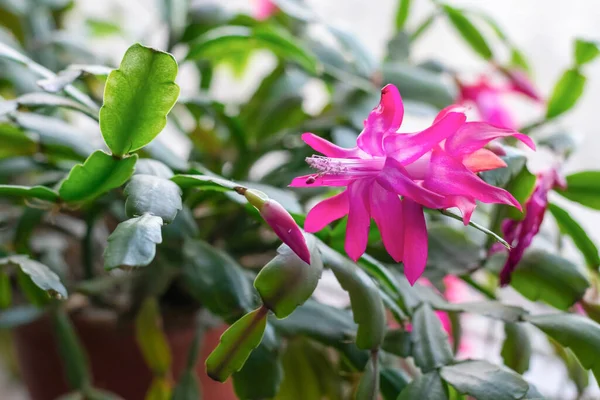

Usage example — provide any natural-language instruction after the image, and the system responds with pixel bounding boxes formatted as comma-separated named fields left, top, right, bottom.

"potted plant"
left=2, top=1, right=600, bottom=400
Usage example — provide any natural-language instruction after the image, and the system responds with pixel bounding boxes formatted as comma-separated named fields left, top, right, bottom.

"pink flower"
left=494, top=169, right=566, bottom=285
left=291, top=84, right=533, bottom=284
left=504, top=69, right=543, bottom=102
left=241, top=187, right=311, bottom=264
left=253, top=0, right=278, bottom=20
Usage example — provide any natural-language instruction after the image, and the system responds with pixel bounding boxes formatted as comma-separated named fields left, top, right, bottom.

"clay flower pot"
left=12, top=309, right=236, bottom=400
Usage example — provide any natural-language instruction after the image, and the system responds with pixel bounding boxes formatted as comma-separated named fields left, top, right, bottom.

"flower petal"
left=445, top=121, right=535, bottom=157
left=345, top=180, right=371, bottom=261
left=444, top=195, right=477, bottom=225
left=462, top=148, right=507, bottom=172
left=506, top=69, right=542, bottom=102
left=425, top=149, right=521, bottom=210
left=370, top=183, right=403, bottom=262
left=475, top=91, right=517, bottom=130
left=289, top=174, right=352, bottom=188
left=384, top=111, right=466, bottom=164
left=433, top=104, right=468, bottom=124
left=376, top=157, right=445, bottom=209
left=302, top=133, right=362, bottom=158
left=305, top=191, right=349, bottom=232
left=357, top=84, right=404, bottom=156
left=402, top=199, right=428, bottom=285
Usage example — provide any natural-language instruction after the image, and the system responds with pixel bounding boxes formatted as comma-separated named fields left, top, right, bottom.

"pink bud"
left=260, top=200, right=311, bottom=265
left=505, top=69, right=542, bottom=102
left=253, top=0, right=278, bottom=20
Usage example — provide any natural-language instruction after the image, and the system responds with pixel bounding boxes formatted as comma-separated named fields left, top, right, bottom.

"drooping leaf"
left=0, top=255, right=67, bottom=298
left=52, top=309, right=91, bottom=390
left=171, top=174, right=238, bottom=191
left=181, top=239, right=253, bottom=323
left=0, top=306, right=44, bottom=329
left=548, top=203, right=600, bottom=270
left=135, top=297, right=172, bottom=376
left=254, top=236, right=323, bottom=319
left=0, top=123, right=37, bottom=159
left=440, top=360, right=529, bottom=400
left=100, top=43, right=180, bottom=156
left=124, top=174, right=182, bottom=223
left=398, top=371, right=448, bottom=400
left=574, top=38, right=600, bottom=66
left=501, top=323, right=531, bottom=374
left=0, top=184, right=59, bottom=202
left=320, top=244, right=386, bottom=350
left=205, top=307, right=268, bottom=382
left=187, top=26, right=318, bottom=75
left=509, top=250, right=589, bottom=310
left=550, top=339, right=589, bottom=396
left=58, top=151, right=138, bottom=203
left=556, top=171, right=600, bottom=210
left=411, top=303, right=454, bottom=373
left=546, top=68, right=586, bottom=119
left=104, top=214, right=163, bottom=269
left=527, top=313, right=600, bottom=384
left=442, top=5, right=493, bottom=60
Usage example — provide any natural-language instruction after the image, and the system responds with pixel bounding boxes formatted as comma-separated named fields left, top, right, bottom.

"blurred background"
left=1, top=0, right=599, bottom=398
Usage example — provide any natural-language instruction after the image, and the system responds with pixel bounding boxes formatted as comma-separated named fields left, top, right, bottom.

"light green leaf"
left=398, top=371, right=448, bottom=400
left=527, top=313, right=600, bottom=384
left=145, top=377, right=171, bottom=400
left=556, top=171, right=600, bottom=210
left=509, top=250, right=589, bottom=310
left=104, top=214, right=163, bottom=269
left=546, top=68, right=586, bottom=119
left=100, top=43, right=180, bottom=156
left=59, top=151, right=138, bottom=203
left=440, top=360, right=529, bottom=400
left=135, top=297, right=171, bottom=375
left=442, top=5, right=493, bottom=60
left=0, top=184, right=59, bottom=202
left=206, top=307, right=268, bottom=382
left=171, top=174, right=238, bottom=191
left=0, top=123, right=37, bottom=160
left=411, top=303, right=454, bottom=372
left=0, top=255, right=67, bottom=298
left=395, top=0, right=412, bottom=30
left=548, top=203, right=600, bottom=269
left=254, top=237, right=323, bottom=319
left=134, top=159, right=174, bottom=179
left=124, top=175, right=182, bottom=223
left=575, top=39, right=600, bottom=66
left=10, top=92, right=97, bottom=119
left=501, top=323, right=531, bottom=374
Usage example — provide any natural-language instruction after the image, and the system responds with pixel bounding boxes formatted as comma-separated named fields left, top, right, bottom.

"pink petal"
left=376, top=157, right=445, bottom=209
left=402, top=199, right=428, bottom=285
left=475, top=91, right=517, bottom=130
left=384, top=111, right=466, bottom=164
left=301, top=133, right=362, bottom=158
left=444, top=195, right=477, bottom=225
left=445, top=122, right=535, bottom=157
left=345, top=180, right=371, bottom=261
left=506, top=69, right=542, bottom=102
left=370, top=183, right=404, bottom=262
left=425, top=149, right=522, bottom=210
left=433, top=104, right=468, bottom=124
left=289, top=174, right=352, bottom=188
left=356, top=84, right=404, bottom=156
left=305, top=191, right=349, bottom=232
left=462, top=148, right=507, bottom=172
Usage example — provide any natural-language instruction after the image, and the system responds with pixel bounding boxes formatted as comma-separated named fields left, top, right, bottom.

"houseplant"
left=1, top=0, right=600, bottom=399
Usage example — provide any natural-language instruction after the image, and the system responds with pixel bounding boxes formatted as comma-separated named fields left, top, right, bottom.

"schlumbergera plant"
left=2, top=0, right=600, bottom=399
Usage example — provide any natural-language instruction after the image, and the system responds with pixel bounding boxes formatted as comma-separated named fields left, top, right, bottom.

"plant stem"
left=82, top=211, right=99, bottom=280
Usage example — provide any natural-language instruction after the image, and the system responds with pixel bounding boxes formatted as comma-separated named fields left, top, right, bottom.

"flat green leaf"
left=0, top=184, right=59, bottom=202
left=124, top=174, right=182, bottom=223
left=254, top=236, right=323, bottom=319
left=0, top=272, right=11, bottom=308
left=356, top=355, right=379, bottom=400
left=134, top=159, right=174, bottom=179
left=145, top=377, right=171, bottom=400
left=440, top=360, right=529, bottom=400
left=0, top=123, right=37, bottom=159
left=100, top=43, right=180, bottom=156
left=135, top=297, right=171, bottom=375
left=548, top=202, right=600, bottom=269
left=411, top=303, right=454, bottom=373
left=171, top=174, right=238, bottom=191
left=0, top=305, right=43, bottom=329
left=171, top=371, right=199, bottom=400
left=510, top=47, right=531, bottom=73
left=382, top=329, right=411, bottom=358
left=449, top=302, right=527, bottom=323
left=575, top=39, right=600, bottom=66
left=205, top=307, right=268, bottom=382
left=546, top=68, right=586, bottom=119
left=442, top=5, right=493, bottom=60
left=501, top=323, right=531, bottom=374
left=233, top=325, right=283, bottom=399
left=11, top=92, right=97, bottom=119
left=52, top=309, right=91, bottom=390
left=386, top=31, right=410, bottom=62
left=426, top=224, right=481, bottom=276
left=398, top=371, right=448, bottom=400
left=509, top=249, right=589, bottom=310
left=104, top=214, right=163, bottom=269
left=320, top=245, right=386, bottom=350
left=527, top=313, right=600, bottom=384
left=395, top=0, right=412, bottom=30
left=327, top=25, right=376, bottom=77
left=59, top=151, right=138, bottom=203
left=37, top=64, right=112, bottom=93
left=557, top=171, right=600, bottom=210
left=380, top=368, right=409, bottom=400
left=11, top=112, right=95, bottom=160
left=86, top=18, right=121, bottom=37
left=550, top=340, right=589, bottom=396
left=188, top=25, right=318, bottom=74
left=0, top=255, right=67, bottom=298
left=538, top=131, right=576, bottom=158
left=181, top=239, right=253, bottom=322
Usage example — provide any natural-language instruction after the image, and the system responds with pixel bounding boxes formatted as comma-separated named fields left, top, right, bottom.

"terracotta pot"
left=12, top=309, right=236, bottom=400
